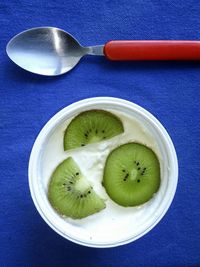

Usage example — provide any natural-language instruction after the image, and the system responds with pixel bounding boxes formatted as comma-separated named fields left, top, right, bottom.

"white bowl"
left=28, top=97, right=178, bottom=248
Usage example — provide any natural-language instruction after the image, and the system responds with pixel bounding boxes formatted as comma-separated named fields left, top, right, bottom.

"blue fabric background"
left=1, top=0, right=200, bottom=266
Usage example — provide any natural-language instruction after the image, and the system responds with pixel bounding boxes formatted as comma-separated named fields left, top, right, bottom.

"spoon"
left=6, top=27, right=200, bottom=76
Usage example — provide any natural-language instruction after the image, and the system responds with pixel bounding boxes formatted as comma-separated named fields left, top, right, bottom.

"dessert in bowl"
left=28, top=97, right=178, bottom=247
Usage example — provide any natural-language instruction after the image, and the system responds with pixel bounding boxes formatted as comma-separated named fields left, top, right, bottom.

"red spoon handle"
left=104, top=41, right=200, bottom=61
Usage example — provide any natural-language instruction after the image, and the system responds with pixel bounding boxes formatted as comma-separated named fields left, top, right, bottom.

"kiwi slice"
left=103, top=143, right=160, bottom=207
left=48, top=157, right=105, bottom=219
left=64, top=110, right=124, bottom=150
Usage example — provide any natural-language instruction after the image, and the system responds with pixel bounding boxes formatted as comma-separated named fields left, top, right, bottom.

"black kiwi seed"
left=137, top=167, right=141, bottom=170
left=136, top=162, right=139, bottom=166
left=123, top=178, right=126, bottom=181
left=80, top=195, right=83, bottom=198
left=125, top=173, right=129, bottom=179
left=81, top=144, right=85, bottom=146
left=63, top=183, right=66, bottom=186
left=137, top=179, right=140, bottom=183
left=88, top=191, right=91, bottom=194
left=76, top=172, right=79, bottom=176
left=85, top=133, right=88, bottom=137
left=95, top=130, right=98, bottom=134
left=122, top=169, right=126, bottom=172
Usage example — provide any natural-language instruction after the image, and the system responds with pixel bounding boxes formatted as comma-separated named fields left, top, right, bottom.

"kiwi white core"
left=74, top=176, right=90, bottom=192
left=42, top=109, right=164, bottom=244
left=130, top=169, right=138, bottom=181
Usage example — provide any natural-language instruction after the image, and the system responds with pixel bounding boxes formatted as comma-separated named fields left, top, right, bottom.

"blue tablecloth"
left=1, top=0, right=200, bottom=266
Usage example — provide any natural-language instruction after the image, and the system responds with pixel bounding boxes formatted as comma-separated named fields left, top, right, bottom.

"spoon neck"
left=83, top=45, right=104, bottom=56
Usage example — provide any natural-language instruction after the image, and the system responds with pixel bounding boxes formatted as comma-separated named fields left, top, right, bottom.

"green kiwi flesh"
left=103, top=143, right=160, bottom=207
left=64, top=110, right=124, bottom=150
left=48, top=157, right=105, bottom=219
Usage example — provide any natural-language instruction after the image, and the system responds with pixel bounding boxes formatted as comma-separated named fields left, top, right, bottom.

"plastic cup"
left=28, top=97, right=178, bottom=248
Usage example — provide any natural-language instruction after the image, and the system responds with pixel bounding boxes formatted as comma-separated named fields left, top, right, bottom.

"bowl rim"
left=28, top=97, right=178, bottom=248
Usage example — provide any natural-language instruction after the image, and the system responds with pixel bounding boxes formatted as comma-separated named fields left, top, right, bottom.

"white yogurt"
left=41, top=109, right=165, bottom=243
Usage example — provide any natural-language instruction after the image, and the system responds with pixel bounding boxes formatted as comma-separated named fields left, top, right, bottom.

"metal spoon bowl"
left=6, top=27, right=103, bottom=76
